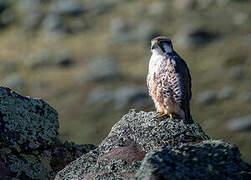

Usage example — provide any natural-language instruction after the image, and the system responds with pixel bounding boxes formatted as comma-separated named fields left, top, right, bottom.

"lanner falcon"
left=147, top=36, right=193, bottom=124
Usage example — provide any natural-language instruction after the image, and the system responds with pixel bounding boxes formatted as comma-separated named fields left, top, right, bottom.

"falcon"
left=147, top=36, right=193, bottom=123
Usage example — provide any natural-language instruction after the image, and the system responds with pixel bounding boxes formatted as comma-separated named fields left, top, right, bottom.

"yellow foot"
left=156, top=113, right=169, bottom=119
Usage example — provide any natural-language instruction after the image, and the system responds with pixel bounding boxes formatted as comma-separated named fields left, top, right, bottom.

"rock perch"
left=56, top=109, right=251, bottom=179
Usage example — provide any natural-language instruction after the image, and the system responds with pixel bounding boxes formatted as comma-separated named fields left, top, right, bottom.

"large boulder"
left=56, top=109, right=251, bottom=179
left=0, top=87, right=95, bottom=179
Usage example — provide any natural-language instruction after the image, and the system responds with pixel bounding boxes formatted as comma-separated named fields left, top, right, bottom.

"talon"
left=156, top=113, right=169, bottom=119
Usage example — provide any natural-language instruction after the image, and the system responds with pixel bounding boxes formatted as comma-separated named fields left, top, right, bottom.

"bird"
left=147, top=36, right=193, bottom=124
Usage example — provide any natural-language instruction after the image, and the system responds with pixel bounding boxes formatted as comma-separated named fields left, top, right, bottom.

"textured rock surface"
left=135, top=140, right=251, bottom=180
left=0, top=87, right=95, bottom=179
left=56, top=109, right=211, bottom=179
left=56, top=109, right=251, bottom=180
left=1, top=86, right=251, bottom=179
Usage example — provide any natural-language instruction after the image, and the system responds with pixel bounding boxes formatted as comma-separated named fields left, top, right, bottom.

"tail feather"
left=184, top=109, right=193, bottom=124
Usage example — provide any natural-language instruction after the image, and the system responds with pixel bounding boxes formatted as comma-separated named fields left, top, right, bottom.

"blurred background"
left=0, top=0, right=250, bottom=162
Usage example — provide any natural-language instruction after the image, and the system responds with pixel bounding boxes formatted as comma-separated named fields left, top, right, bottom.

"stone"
left=41, top=14, right=69, bottom=37
left=55, top=110, right=211, bottom=179
left=81, top=57, right=121, bottom=83
left=114, top=85, right=152, bottom=109
left=196, top=90, right=217, bottom=105
left=240, top=92, right=251, bottom=103
left=135, top=140, right=251, bottom=180
left=227, top=115, right=251, bottom=131
left=110, top=20, right=159, bottom=44
left=110, top=17, right=129, bottom=36
left=87, top=87, right=114, bottom=105
left=218, top=87, right=235, bottom=100
left=0, top=61, right=19, bottom=74
left=227, top=66, right=244, bottom=80
left=197, top=0, right=213, bottom=9
left=0, top=9, right=14, bottom=27
left=26, top=49, right=74, bottom=70
left=173, top=0, right=196, bottom=11
left=21, top=0, right=43, bottom=30
left=0, top=87, right=96, bottom=179
left=1, top=73, right=26, bottom=91
left=50, top=0, right=85, bottom=16
left=174, top=24, right=219, bottom=49
left=233, top=12, right=249, bottom=26
left=87, top=86, right=152, bottom=110
left=0, top=0, right=8, bottom=14
left=223, top=54, right=247, bottom=67
left=149, top=1, right=168, bottom=17
left=0, top=86, right=59, bottom=150
left=87, top=1, right=114, bottom=16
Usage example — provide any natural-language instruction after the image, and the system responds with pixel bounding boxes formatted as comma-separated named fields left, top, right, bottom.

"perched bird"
left=147, top=36, right=193, bottom=123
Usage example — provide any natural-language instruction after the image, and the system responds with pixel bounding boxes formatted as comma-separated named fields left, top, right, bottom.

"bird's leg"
left=169, top=113, right=173, bottom=119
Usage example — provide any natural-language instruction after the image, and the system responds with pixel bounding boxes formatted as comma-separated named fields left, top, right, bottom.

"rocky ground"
left=0, top=0, right=251, bottom=164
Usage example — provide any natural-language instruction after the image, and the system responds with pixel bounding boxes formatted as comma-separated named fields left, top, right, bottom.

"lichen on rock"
left=0, top=87, right=96, bottom=179
left=56, top=110, right=218, bottom=180
left=134, top=140, right=251, bottom=180
left=1, top=87, right=250, bottom=179
left=0, top=86, right=59, bottom=150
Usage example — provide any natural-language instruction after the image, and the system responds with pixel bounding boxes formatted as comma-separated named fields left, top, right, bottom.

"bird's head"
left=151, top=36, right=173, bottom=55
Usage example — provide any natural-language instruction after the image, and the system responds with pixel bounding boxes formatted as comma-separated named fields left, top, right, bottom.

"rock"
left=197, top=0, right=213, bottom=9
left=223, top=54, right=247, bottom=67
left=110, top=17, right=129, bottom=36
left=133, top=20, right=159, bottom=42
left=56, top=110, right=251, bottom=179
left=149, top=1, right=168, bottom=17
left=218, top=0, right=248, bottom=5
left=218, top=87, right=235, bottom=100
left=135, top=140, right=251, bottom=180
left=41, top=14, right=69, bottom=37
left=87, top=87, right=114, bottom=105
left=0, top=0, right=14, bottom=28
left=196, top=90, right=217, bottom=105
left=50, top=0, right=85, bottom=16
left=0, top=9, right=14, bottom=28
left=240, top=92, right=251, bottom=103
left=87, top=86, right=152, bottom=109
left=21, top=0, right=43, bottom=30
left=0, top=61, right=19, bottom=73
left=81, top=57, right=121, bottom=83
left=227, top=115, right=251, bottom=131
left=173, top=0, right=196, bottom=11
left=110, top=20, right=159, bottom=44
left=114, top=85, right=152, bottom=109
left=0, top=85, right=59, bottom=149
left=55, top=110, right=211, bottom=179
left=174, top=24, right=219, bottom=49
left=233, top=12, right=249, bottom=26
left=0, top=87, right=96, bottom=179
left=1, top=73, right=26, bottom=91
left=227, top=66, right=244, bottom=80
left=0, top=0, right=8, bottom=14
left=87, top=1, right=114, bottom=16
left=26, top=49, right=74, bottom=70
